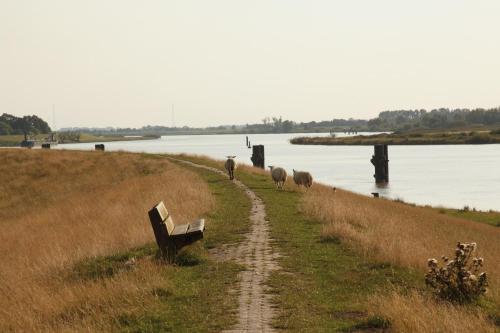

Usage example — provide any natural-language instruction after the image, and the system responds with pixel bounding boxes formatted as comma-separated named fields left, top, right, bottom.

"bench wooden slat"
left=171, top=224, right=189, bottom=236
left=165, top=216, right=175, bottom=235
left=155, top=202, right=169, bottom=220
left=188, top=219, right=205, bottom=233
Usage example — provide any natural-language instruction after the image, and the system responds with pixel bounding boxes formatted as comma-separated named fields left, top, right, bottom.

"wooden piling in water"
left=251, top=145, right=265, bottom=168
left=370, top=144, right=389, bottom=183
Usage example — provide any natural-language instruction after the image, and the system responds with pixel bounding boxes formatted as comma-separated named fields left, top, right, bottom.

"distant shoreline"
left=291, top=130, right=500, bottom=145
left=0, top=134, right=160, bottom=147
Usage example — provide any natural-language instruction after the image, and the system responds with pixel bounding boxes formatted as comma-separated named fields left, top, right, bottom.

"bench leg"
left=166, top=242, right=177, bottom=264
left=159, top=239, right=177, bottom=264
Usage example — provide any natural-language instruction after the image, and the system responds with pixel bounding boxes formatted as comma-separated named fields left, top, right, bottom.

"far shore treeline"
left=2, top=107, right=500, bottom=138
left=60, top=107, right=500, bottom=136
left=0, top=113, right=51, bottom=135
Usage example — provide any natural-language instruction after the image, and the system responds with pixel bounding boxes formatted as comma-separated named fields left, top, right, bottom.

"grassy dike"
left=71, top=158, right=251, bottom=332
left=169, top=155, right=422, bottom=332
left=53, top=153, right=496, bottom=331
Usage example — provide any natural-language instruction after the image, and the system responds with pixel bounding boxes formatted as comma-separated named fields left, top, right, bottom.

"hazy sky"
left=1, top=1, right=499, bottom=128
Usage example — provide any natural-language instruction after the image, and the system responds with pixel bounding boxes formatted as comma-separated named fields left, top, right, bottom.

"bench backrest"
left=151, top=201, right=175, bottom=235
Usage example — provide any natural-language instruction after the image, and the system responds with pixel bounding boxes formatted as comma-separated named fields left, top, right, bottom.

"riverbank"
left=1, top=149, right=498, bottom=332
left=0, top=133, right=159, bottom=147
left=291, top=129, right=500, bottom=145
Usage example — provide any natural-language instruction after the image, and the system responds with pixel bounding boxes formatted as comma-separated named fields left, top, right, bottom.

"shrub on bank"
left=425, top=242, right=488, bottom=304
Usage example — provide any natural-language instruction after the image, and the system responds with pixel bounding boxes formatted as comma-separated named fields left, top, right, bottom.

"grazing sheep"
left=292, top=169, right=313, bottom=189
left=225, top=156, right=236, bottom=180
left=268, top=166, right=287, bottom=190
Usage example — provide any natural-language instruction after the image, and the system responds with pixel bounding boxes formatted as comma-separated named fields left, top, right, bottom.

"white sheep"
left=225, top=156, right=236, bottom=180
left=292, top=169, right=313, bottom=189
left=268, top=166, right=287, bottom=190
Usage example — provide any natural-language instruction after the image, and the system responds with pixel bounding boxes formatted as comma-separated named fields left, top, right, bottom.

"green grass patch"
left=164, top=155, right=251, bottom=247
left=71, top=244, right=157, bottom=281
left=236, top=170, right=421, bottom=332
left=438, top=207, right=500, bottom=227
left=114, top=260, right=243, bottom=333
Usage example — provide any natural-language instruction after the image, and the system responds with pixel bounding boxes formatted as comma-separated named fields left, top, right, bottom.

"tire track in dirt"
left=170, top=158, right=280, bottom=333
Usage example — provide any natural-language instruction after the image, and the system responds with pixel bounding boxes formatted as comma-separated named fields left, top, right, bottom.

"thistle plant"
left=425, top=242, right=488, bottom=303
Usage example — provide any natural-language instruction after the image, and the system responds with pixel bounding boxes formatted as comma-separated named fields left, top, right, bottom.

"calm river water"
left=58, top=133, right=500, bottom=211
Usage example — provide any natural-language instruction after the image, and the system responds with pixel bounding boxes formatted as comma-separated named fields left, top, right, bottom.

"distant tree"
left=0, top=113, right=51, bottom=135
left=271, top=116, right=283, bottom=132
left=0, top=121, right=12, bottom=135
left=282, top=120, right=294, bottom=132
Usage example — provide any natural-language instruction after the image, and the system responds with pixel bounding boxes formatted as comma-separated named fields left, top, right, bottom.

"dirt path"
left=171, top=158, right=280, bottom=333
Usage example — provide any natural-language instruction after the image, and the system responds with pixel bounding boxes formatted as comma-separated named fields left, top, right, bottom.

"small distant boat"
left=20, top=133, right=58, bottom=148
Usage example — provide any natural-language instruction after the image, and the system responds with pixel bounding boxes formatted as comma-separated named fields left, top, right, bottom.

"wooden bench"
left=148, top=201, right=205, bottom=263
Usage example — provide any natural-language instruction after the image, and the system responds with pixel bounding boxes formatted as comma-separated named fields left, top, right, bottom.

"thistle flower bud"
left=427, top=258, right=438, bottom=267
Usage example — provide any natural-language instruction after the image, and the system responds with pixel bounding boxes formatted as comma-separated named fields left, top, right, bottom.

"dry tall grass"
left=301, top=184, right=500, bottom=330
left=0, top=149, right=214, bottom=332
left=368, top=290, right=496, bottom=333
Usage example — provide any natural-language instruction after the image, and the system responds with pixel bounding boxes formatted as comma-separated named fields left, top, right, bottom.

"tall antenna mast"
left=52, top=104, right=56, bottom=131
left=171, top=104, right=176, bottom=128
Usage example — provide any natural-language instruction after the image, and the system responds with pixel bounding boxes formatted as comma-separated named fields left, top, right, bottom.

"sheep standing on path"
left=268, top=166, right=287, bottom=190
left=225, top=156, right=236, bottom=180
left=292, top=169, right=313, bottom=189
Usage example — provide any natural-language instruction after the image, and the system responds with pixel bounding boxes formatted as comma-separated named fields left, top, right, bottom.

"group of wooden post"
left=247, top=138, right=389, bottom=186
